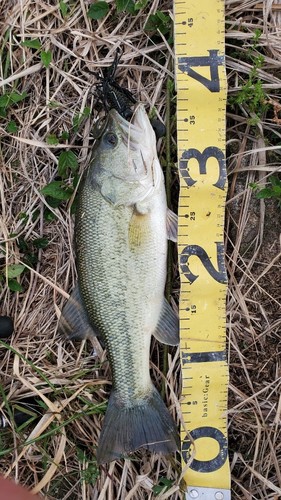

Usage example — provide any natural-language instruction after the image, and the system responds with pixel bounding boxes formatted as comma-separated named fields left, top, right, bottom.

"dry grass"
left=0, top=0, right=280, bottom=499
left=226, top=2, right=281, bottom=499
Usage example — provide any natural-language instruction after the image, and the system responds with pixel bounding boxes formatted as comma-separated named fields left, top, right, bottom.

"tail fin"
left=96, top=386, right=179, bottom=464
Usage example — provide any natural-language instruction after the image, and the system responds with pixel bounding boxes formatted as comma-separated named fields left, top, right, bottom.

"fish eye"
left=103, top=132, right=118, bottom=148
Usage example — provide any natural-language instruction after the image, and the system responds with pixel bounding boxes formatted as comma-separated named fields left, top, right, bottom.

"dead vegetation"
left=0, top=0, right=280, bottom=499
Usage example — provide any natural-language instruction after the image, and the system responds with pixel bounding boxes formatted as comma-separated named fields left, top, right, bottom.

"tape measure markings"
left=175, top=0, right=230, bottom=495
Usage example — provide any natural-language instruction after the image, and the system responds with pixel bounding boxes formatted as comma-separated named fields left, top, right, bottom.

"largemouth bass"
left=59, top=104, right=179, bottom=463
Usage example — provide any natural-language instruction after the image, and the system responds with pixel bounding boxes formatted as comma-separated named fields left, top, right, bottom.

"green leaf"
left=0, top=107, right=7, bottom=118
left=41, top=50, right=52, bottom=68
left=83, top=106, right=91, bottom=117
left=125, top=0, right=135, bottom=14
left=72, top=113, right=81, bottom=131
left=88, top=1, right=109, bottom=20
left=23, top=252, right=37, bottom=268
left=18, top=212, right=29, bottom=222
left=44, top=210, right=57, bottom=222
left=72, top=107, right=91, bottom=131
left=58, top=150, right=78, bottom=177
left=7, top=264, right=26, bottom=279
left=21, top=39, right=41, bottom=50
left=272, top=185, right=281, bottom=195
left=73, top=173, right=80, bottom=189
left=167, top=79, right=175, bottom=94
left=33, top=237, right=49, bottom=249
left=256, top=188, right=274, bottom=199
left=70, top=196, right=78, bottom=215
left=17, top=237, right=29, bottom=253
left=46, top=134, right=59, bottom=145
left=13, top=403, right=39, bottom=430
left=156, top=11, right=168, bottom=22
left=8, top=279, right=23, bottom=292
left=48, top=100, right=61, bottom=108
left=41, top=181, right=73, bottom=200
left=135, top=0, right=149, bottom=10
left=10, top=91, right=27, bottom=103
left=60, top=131, right=69, bottom=141
left=152, top=478, right=173, bottom=496
left=116, top=0, right=135, bottom=13
left=59, top=0, right=68, bottom=17
left=145, top=11, right=171, bottom=35
left=0, top=91, right=27, bottom=108
left=269, top=175, right=281, bottom=187
left=6, top=120, right=18, bottom=133
left=0, top=95, right=10, bottom=107
left=45, top=196, right=63, bottom=208
left=77, top=448, right=85, bottom=463
left=253, top=28, right=262, bottom=43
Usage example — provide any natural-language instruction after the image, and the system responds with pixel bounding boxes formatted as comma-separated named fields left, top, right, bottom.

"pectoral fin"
left=58, top=284, right=98, bottom=340
left=100, top=176, right=151, bottom=208
left=166, top=209, right=178, bottom=242
left=153, top=298, right=179, bottom=346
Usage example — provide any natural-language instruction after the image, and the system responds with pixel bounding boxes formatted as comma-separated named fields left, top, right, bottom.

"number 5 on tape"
left=174, top=0, right=231, bottom=499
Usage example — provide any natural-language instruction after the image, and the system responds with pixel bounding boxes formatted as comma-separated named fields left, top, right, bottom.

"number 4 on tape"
left=178, top=51, right=224, bottom=93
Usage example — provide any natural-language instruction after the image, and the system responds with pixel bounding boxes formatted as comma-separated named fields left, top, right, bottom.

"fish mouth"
left=108, top=104, right=160, bottom=192
left=109, top=104, right=156, bottom=153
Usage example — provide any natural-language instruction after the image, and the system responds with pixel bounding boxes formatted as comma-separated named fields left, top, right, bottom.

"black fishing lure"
left=95, top=48, right=166, bottom=138
left=96, top=48, right=136, bottom=120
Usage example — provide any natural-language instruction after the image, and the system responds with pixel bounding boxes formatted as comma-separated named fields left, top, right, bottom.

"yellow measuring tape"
left=174, top=1, right=230, bottom=498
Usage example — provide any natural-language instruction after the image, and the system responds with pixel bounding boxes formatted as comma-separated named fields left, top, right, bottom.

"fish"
left=59, top=104, right=179, bottom=464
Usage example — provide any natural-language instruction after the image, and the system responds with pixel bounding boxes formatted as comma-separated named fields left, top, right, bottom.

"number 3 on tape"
left=175, top=0, right=231, bottom=498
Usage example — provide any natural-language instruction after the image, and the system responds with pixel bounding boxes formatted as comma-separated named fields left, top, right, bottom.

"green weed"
left=229, top=29, right=268, bottom=116
left=72, top=106, right=91, bottom=132
left=0, top=263, right=26, bottom=292
left=0, top=38, right=53, bottom=130
left=41, top=50, right=52, bottom=68
left=21, top=39, right=53, bottom=68
left=87, top=0, right=164, bottom=20
left=0, top=91, right=28, bottom=119
left=250, top=175, right=281, bottom=206
left=6, top=120, right=18, bottom=133
left=59, top=0, right=69, bottom=17
left=152, top=477, right=174, bottom=496
left=0, top=234, right=50, bottom=292
left=40, top=148, right=79, bottom=220
left=145, top=11, right=171, bottom=36
left=21, top=39, right=41, bottom=50
left=77, top=448, right=100, bottom=485
left=87, top=1, right=109, bottom=19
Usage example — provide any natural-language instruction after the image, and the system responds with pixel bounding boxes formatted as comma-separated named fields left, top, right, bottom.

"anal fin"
left=153, top=298, right=179, bottom=346
left=58, top=284, right=98, bottom=341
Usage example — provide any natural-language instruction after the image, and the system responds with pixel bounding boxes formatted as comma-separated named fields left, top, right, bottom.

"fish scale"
left=76, top=185, right=163, bottom=400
